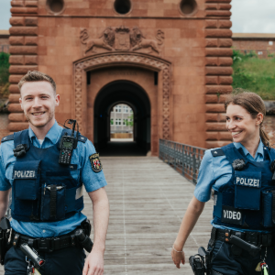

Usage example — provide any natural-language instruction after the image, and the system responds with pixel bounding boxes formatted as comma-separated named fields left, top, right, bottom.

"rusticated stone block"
left=9, top=94, right=21, bottom=103
left=219, top=57, right=233, bottom=66
left=205, top=48, right=233, bottom=56
left=9, top=65, right=38, bottom=74
left=220, top=132, right=231, bottom=140
left=206, top=104, right=225, bottom=113
left=219, top=76, right=233, bottom=84
left=218, top=20, right=232, bottom=28
left=25, top=55, right=38, bottom=65
left=10, top=7, right=38, bottom=14
left=205, top=76, right=218, bottom=84
left=219, top=113, right=227, bottom=121
left=205, top=20, right=217, bottom=29
left=9, top=113, right=26, bottom=122
left=206, top=85, right=233, bottom=94
left=9, top=36, right=24, bottom=45
left=206, top=113, right=219, bottom=121
left=25, top=1, right=38, bottom=7
left=9, top=27, right=38, bottom=36
left=8, top=122, right=29, bottom=131
left=218, top=39, right=232, bottom=47
left=25, top=36, right=38, bottom=45
left=11, top=0, right=24, bottom=7
left=205, top=39, right=218, bottom=47
left=10, top=17, right=24, bottom=26
left=205, top=4, right=218, bottom=10
left=9, top=55, right=24, bottom=65
left=206, top=57, right=218, bottom=66
left=205, top=29, right=232, bottom=38
left=25, top=17, right=38, bottom=26
left=9, top=75, right=24, bottom=84
left=219, top=95, right=228, bottom=103
left=206, top=141, right=231, bottom=149
left=219, top=4, right=232, bottom=10
left=9, top=85, right=20, bottom=94
left=205, top=67, right=233, bottom=75
left=205, top=95, right=219, bottom=103
left=206, top=11, right=231, bottom=17
left=206, top=123, right=227, bottom=131
left=10, top=46, right=37, bottom=55
left=8, top=104, right=23, bottom=113
left=206, top=132, right=218, bottom=140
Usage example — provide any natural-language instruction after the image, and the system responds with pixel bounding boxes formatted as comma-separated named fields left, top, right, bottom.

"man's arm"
left=0, top=190, right=11, bottom=219
left=83, top=187, right=109, bottom=275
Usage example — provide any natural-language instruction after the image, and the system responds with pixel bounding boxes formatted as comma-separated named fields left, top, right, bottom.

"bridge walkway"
left=0, top=156, right=213, bottom=274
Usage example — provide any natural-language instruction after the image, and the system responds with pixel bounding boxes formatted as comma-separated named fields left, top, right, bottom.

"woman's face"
left=226, top=103, right=262, bottom=145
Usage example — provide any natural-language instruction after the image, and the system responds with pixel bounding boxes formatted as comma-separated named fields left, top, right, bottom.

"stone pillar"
left=204, top=0, right=233, bottom=148
left=8, top=0, right=38, bottom=132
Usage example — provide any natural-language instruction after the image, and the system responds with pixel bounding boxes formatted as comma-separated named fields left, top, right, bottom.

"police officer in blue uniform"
left=171, top=92, right=275, bottom=275
left=0, top=71, right=109, bottom=275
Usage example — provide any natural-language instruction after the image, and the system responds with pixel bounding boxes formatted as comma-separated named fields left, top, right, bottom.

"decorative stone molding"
left=80, top=26, right=164, bottom=56
left=205, top=0, right=233, bottom=148
left=73, top=52, right=171, bottom=139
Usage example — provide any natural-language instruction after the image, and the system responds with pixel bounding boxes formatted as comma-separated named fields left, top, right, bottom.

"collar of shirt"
left=28, top=121, right=63, bottom=149
left=233, top=140, right=264, bottom=161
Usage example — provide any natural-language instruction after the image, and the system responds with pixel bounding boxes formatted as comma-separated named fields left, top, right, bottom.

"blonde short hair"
left=18, top=71, right=56, bottom=94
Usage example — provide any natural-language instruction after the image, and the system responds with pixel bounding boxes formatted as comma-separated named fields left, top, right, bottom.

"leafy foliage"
left=232, top=50, right=275, bottom=100
left=0, top=52, right=10, bottom=98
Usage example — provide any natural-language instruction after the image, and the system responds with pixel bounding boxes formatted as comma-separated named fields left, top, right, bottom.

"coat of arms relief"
left=80, top=26, right=165, bottom=56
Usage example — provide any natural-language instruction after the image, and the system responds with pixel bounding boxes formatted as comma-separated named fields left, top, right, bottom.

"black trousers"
left=4, top=246, right=86, bottom=275
left=208, top=239, right=275, bottom=275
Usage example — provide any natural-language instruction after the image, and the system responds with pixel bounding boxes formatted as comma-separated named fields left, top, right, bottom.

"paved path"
left=0, top=157, right=213, bottom=274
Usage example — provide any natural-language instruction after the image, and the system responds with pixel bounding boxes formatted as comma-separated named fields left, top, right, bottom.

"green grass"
left=0, top=52, right=10, bottom=98
left=232, top=50, right=275, bottom=100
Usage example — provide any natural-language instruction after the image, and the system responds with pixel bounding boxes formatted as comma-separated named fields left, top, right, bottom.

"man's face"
left=19, top=81, right=60, bottom=129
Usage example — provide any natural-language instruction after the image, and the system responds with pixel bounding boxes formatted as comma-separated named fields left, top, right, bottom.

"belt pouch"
left=41, top=184, right=66, bottom=221
left=234, top=171, right=261, bottom=210
left=262, top=190, right=275, bottom=227
left=13, top=160, right=41, bottom=200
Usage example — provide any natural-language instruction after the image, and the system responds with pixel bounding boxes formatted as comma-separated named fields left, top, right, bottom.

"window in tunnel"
left=179, top=0, right=197, bottom=15
left=114, top=0, right=131, bottom=14
left=110, top=104, right=134, bottom=141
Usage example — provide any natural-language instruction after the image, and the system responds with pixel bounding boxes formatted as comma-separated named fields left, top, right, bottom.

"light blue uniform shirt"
left=194, top=141, right=266, bottom=232
left=0, top=121, right=107, bottom=237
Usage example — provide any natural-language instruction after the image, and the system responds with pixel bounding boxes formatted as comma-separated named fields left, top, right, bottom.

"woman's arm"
left=171, top=196, right=205, bottom=268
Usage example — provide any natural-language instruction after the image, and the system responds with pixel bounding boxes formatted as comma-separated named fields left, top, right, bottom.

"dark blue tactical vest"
left=212, top=143, right=275, bottom=231
left=2, top=129, right=87, bottom=222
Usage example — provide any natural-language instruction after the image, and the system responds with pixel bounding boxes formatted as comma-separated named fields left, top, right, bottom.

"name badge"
left=221, top=205, right=243, bottom=225
left=13, top=170, right=36, bottom=179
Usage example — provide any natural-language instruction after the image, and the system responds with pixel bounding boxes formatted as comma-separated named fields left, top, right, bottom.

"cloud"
left=231, top=0, right=275, bottom=33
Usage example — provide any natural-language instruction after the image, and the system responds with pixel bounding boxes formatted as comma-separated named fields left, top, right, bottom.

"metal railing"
left=159, top=139, right=206, bottom=184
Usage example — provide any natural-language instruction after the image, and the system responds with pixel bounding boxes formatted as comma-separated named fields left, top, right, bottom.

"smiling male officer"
left=0, top=71, right=109, bottom=275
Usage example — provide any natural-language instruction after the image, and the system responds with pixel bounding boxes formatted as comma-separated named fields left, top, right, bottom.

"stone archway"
left=73, top=52, right=172, bottom=140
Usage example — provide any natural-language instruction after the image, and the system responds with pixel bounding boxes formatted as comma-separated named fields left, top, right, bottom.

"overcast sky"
left=0, top=0, right=275, bottom=33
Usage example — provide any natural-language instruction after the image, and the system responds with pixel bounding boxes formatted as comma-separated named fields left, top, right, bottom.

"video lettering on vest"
left=235, top=177, right=260, bottom=188
left=223, top=209, right=242, bottom=221
left=14, top=170, right=36, bottom=179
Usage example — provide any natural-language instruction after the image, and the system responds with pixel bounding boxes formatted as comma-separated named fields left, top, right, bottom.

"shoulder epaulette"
left=77, top=134, right=87, bottom=143
left=1, top=134, right=14, bottom=143
left=211, top=148, right=225, bottom=157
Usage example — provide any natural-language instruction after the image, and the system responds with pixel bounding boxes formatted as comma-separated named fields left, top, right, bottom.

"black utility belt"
left=213, top=227, right=274, bottom=247
left=11, top=229, right=81, bottom=253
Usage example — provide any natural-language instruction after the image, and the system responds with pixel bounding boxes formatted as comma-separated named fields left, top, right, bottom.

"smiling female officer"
left=171, top=92, right=275, bottom=275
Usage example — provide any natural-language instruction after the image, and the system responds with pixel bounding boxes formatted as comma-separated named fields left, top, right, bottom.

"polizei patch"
left=89, top=153, right=102, bottom=173
left=13, top=170, right=36, bottom=179
left=221, top=205, right=243, bottom=225
left=235, top=177, right=260, bottom=188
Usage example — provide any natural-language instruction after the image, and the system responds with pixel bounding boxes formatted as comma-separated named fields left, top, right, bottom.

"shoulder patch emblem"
left=89, top=153, right=102, bottom=173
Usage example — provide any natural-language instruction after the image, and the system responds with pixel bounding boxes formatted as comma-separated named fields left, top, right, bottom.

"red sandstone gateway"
left=8, top=0, right=233, bottom=155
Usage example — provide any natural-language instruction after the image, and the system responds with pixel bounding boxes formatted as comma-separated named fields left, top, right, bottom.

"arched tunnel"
left=93, top=80, right=151, bottom=156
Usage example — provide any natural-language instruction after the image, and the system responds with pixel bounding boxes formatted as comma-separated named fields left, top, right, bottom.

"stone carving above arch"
left=80, top=26, right=164, bottom=56
left=73, top=52, right=171, bottom=139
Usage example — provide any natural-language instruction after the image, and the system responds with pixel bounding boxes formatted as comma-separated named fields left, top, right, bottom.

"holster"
left=0, top=217, right=11, bottom=265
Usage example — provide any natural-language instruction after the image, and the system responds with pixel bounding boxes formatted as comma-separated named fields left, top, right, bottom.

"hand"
left=171, top=246, right=185, bottom=269
left=82, top=249, right=104, bottom=275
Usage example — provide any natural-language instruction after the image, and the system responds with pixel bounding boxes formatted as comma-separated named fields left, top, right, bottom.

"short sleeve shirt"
left=0, top=121, right=107, bottom=237
left=194, top=141, right=266, bottom=232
